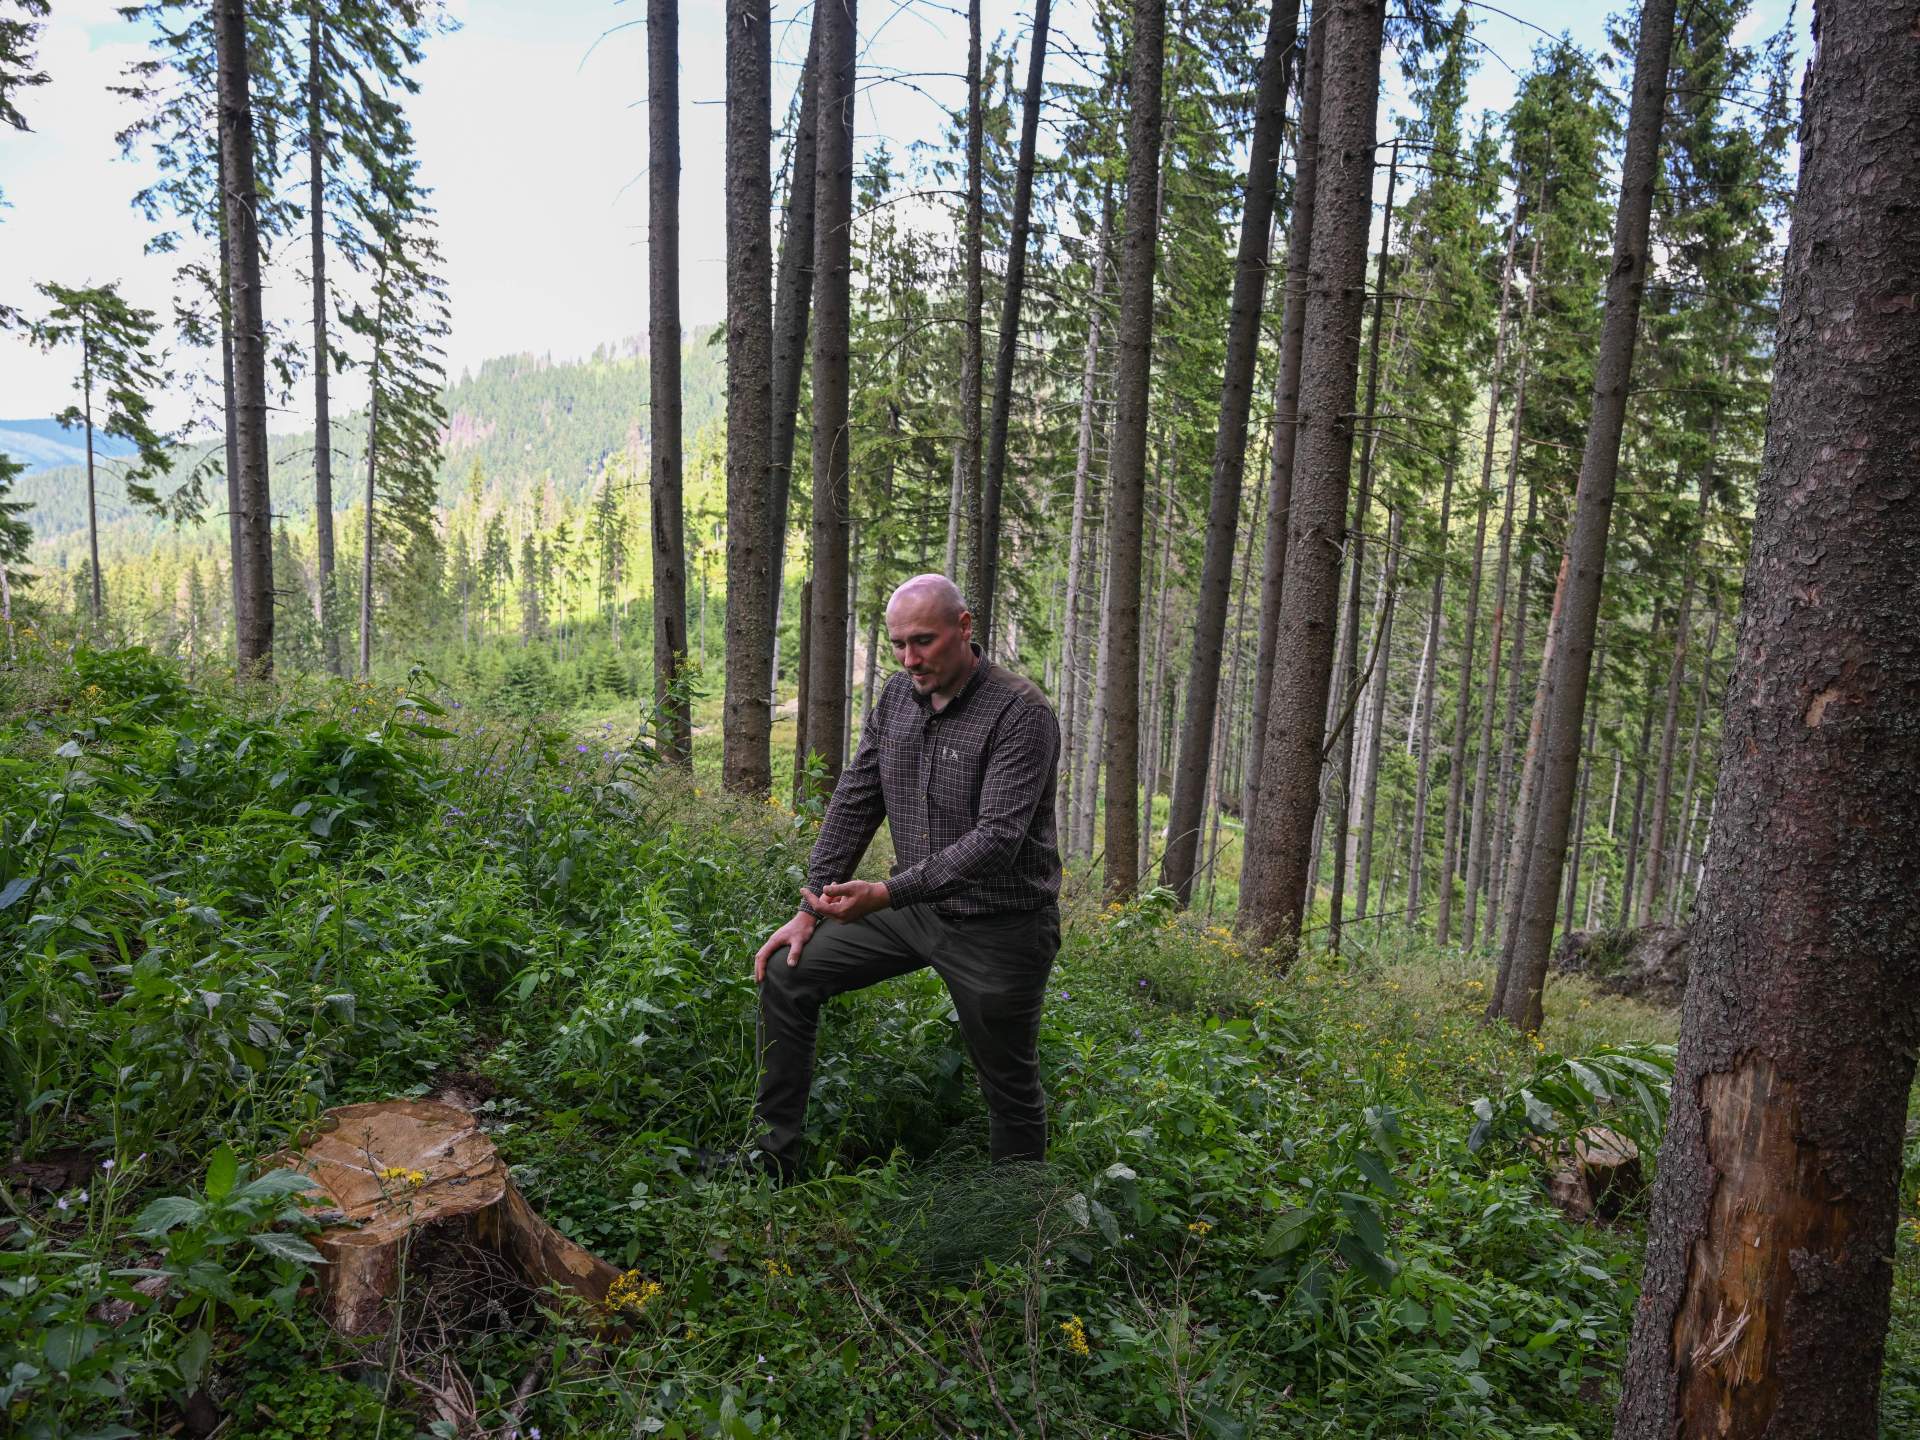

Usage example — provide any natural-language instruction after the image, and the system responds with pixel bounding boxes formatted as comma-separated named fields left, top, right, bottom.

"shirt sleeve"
left=804, top=685, right=890, bottom=901
left=883, top=698, right=1059, bottom=910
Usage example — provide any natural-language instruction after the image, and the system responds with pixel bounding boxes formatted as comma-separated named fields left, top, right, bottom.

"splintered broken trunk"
left=275, top=1100, right=619, bottom=1335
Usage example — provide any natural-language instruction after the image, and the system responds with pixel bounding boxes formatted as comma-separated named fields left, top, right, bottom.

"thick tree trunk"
left=972, top=0, right=1052, bottom=648
left=803, top=0, right=857, bottom=794
left=1407, top=448, right=1456, bottom=923
left=1503, top=0, right=1678, bottom=1033
left=1238, top=0, right=1385, bottom=951
left=650, top=0, right=692, bottom=765
left=217, top=0, right=274, bottom=677
left=724, top=0, right=775, bottom=795
left=1246, top=13, right=1325, bottom=830
left=1325, top=131, right=1399, bottom=954
left=1617, top=4, right=1920, bottom=1425
left=307, top=5, right=340, bottom=676
left=767, top=10, right=822, bottom=651
left=1098, top=0, right=1166, bottom=899
left=1437, top=213, right=1524, bottom=943
left=1161, top=0, right=1299, bottom=902
left=1057, top=193, right=1111, bottom=851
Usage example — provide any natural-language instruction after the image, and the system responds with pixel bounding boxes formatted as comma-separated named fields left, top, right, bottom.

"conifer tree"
left=32, top=282, right=177, bottom=622
left=649, top=0, right=691, bottom=764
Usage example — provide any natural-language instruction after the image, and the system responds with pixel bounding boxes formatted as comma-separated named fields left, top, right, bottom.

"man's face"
left=887, top=595, right=974, bottom=697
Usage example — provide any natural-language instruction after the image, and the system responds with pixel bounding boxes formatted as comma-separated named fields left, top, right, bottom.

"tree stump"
left=1538, top=1124, right=1644, bottom=1223
left=273, top=1099, right=619, bottom=1335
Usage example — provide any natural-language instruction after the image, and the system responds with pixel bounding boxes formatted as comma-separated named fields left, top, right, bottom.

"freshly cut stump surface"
left=276, top=1099, right=619, bottom=1334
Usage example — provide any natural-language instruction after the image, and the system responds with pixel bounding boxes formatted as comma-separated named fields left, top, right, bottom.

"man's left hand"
left=813, top=879, right=891, bottom=923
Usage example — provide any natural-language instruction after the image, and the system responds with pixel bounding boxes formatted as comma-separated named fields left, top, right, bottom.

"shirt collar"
left=910, top=642, right=989, bottom=716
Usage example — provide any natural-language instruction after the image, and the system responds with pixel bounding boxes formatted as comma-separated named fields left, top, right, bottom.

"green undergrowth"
left=1, top=643, right=1912, bottom=1438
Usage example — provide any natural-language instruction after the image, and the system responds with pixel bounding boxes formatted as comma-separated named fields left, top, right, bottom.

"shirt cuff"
left=883, top=867, right=928, bottom=910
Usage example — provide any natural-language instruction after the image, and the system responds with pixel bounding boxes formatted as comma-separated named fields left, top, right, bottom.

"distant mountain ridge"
left=0, top=418, right=140, bottom=474
left=15, top=331, right=725, bottom=556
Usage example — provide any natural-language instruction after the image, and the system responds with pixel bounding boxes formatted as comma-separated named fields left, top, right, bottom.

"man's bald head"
left=886, top=573, right=968, bottom=625
left=885, top=573, right=976, bottom=704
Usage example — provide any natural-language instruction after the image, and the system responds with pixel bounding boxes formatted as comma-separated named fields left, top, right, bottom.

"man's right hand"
left=753, top=899, right=820, bottom=984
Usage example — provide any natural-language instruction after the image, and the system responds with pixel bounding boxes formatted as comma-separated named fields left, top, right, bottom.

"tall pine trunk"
left=972, top=0, right=1052, bottom=648
left=767, top=11, right=821, bottom=649
left=1098, top=0, right=1166, bottom=899
left=1407, top=447, right=1455, bottom=922
left=1161, top=0, right=1299, bottom=901
left=954, top=0, right=983, bottom=598
left=723, top=0, right=774, bottom=795
left=1247, top=13, right=1324, bottom=830
left=1503, top=0, right=1678, bottom=1032
left=649, top=0, right=692, bottom=764
left=1353, top=506, right=1401, bottom=922
left=1437, top=213, right=1523, bottom=942
left=1617, top=3, right=1920, bottom=1423
left=1327, top=135, right=1399, bottom=948
left=1485, top=483, right=1537, bottom=944
left=802, top=0, right=856, bottom=792
left=306, top=5, right=340, bottom=675
left=1057, top=192, right=1110, bottom=852
left=217, top=0, right=274, bottom=676
left=1239, top=0, right=1386, bottom=951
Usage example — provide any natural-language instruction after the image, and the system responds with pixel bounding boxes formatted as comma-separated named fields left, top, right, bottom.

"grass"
left=0, top=635, right=1910, bottom=1438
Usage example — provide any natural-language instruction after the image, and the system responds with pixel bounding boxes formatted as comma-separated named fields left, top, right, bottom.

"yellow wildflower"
left=1187, top=1220, right=1212, bottom=1236
left=606, top=1270, right=666, bottom=1315
left=378, top=1166, right=427, bottom=1187
left=762, top=1257, right=794, bottom=1278
left=1059, top=1314, right=1091, bottom=1358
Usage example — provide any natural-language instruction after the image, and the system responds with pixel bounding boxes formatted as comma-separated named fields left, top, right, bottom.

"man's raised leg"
left=755, top=907, right=932, bottom=1178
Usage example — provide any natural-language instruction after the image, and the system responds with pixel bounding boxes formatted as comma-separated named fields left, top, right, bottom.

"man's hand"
left=753, top=903, right=819, bottom=984
left=812, top=879, right=891, bottom=924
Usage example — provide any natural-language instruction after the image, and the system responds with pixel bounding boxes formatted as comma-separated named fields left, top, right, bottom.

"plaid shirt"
left=805, top=648, right=1062, bottom=918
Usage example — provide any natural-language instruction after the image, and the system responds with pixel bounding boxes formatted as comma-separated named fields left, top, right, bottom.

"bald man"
left=749, top=574, right=1063, bottom=1180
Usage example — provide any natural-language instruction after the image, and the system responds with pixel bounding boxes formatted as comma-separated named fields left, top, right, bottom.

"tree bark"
left=972, top=0, right=1052, bottom=649
left=1057, top=191, right=1111, bottom=852
left=1504, top=0, right=1678, bottom=1033
left=767, top=10, right=822, bottom=649
left=82, top=323, right=100, bottom=620
left=357, top=337, right=381, bottom=679
left=1246, top=12, right=1325, bottom=831
left=649, top=0, right=691, bottom=765
left=1160, top=0, right=1299, bottom=902
left=1326, top=132, right=1400, bottom=952
left=1407, top=447, right=1455, bottom=923
left=1353, top=506, right=1401, bottom=924
left=1565, top=639, right=1606, bottom=936
left=1238, top=0, right=1385, bottom=952
left=1438, top=212, right=1524, bottom=943
left=1460, top=218, right=1541, bottom=945
left=1484, top=482, right=1537, bottom=945
left=1617, top=4, right=1920, bottom=1425
left=955, top=0, right=983, bottom=599
left=1098, top=0, right=1166, bottom=899
left=1638, top=467, right=1712, bottom=921
left=217, top=0, right=274, bottom=677
left=803, top=0, right=856, bottom=794
left=723, top=0, right=775, bottom=795
left=307, top=4, right=340, bottom=676
left=1667, top=599, right=1719, bottom=923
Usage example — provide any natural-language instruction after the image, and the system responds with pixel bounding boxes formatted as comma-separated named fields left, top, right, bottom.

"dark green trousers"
left=755, top=903, right=1061, bottom=1178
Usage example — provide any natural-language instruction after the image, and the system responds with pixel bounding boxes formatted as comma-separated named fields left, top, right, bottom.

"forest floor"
left=3, top=639, right=1916, bottom=1439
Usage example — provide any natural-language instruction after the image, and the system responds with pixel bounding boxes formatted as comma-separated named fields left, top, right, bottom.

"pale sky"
left=0, top=0, right=1804, bottom=431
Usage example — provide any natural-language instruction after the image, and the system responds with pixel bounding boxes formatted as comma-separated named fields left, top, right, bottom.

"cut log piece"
left=273, top=1099, right=619, bottom=1335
